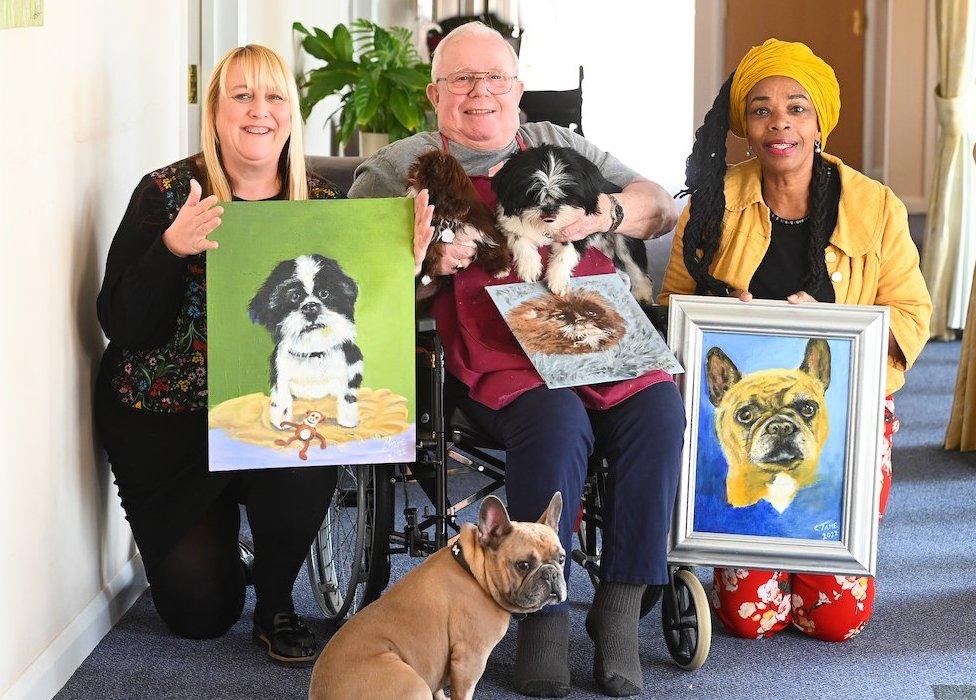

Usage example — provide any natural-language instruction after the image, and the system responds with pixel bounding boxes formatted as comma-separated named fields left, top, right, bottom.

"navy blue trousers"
left=459, top=379, right=685, bottom=613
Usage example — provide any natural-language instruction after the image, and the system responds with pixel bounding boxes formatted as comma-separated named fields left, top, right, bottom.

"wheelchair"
left=305, top=316, right=712, bottom=671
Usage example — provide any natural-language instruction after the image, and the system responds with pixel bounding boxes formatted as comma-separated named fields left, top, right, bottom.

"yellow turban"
left=729, top=38, right=840, bottom=149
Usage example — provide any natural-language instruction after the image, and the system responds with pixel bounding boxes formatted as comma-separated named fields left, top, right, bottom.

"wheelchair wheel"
left=307, top=463, right=394, bottom=623
left=661, top=568, right=711, bottom=670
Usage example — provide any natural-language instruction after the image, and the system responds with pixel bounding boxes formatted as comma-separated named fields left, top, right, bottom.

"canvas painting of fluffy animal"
left=692, top=332, right=852, bottom=540
left=486, top=273, right=682, bottom=389
left=205, top=198, right=416, bottom=471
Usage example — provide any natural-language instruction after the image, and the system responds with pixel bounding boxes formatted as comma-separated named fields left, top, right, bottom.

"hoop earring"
left=814, top=139, right=822, bottom=154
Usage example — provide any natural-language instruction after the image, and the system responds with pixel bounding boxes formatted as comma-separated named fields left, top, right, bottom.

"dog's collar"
left=451, top=541, right=474, bottom=578
left=288, top=350, right=327, bottom=359
left=452, top=539, right=526, bottom=619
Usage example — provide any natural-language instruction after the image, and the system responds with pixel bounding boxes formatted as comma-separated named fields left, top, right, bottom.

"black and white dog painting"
left=491, top=145, right=653, bottom=303
left=248, top=254, right=363, bottom=430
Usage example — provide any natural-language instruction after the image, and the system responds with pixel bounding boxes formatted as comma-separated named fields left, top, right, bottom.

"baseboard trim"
left=2, top=554, right=147, bottom=700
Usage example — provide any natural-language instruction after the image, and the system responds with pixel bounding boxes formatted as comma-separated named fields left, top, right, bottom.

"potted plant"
left=293, top=19, right=433, bottom=156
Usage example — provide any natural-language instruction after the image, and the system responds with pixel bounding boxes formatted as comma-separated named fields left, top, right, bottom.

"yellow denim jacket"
left=659, top=153, right=932, bottom=395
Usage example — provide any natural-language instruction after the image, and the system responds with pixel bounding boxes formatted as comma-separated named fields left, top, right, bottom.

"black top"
left=748, top=167, right=841, bottom=303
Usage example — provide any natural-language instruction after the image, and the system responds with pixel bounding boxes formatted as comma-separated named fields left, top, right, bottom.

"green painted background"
left=207, top=198, right=415, bottom=417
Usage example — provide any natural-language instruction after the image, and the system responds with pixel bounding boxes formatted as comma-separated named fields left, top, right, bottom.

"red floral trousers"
left=711, top=398, right=898, bottom=642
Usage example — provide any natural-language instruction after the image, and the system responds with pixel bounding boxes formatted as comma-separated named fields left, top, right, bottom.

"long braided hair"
left=678, top=72, right=836, bottom=298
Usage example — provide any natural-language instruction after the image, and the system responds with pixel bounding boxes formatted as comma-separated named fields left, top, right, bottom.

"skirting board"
left=2, top=554, right=148, bottom=700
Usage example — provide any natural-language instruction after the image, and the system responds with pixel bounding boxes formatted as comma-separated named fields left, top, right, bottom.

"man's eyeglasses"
left=435, top=71, right=516, bottom=95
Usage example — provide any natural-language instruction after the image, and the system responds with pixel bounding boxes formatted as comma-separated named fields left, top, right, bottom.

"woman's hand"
left=787, top=291, right=818, bottom=304
left=729, top=289, right=753, bottom=302
left=161, top=179, right=223, bottom=257
left=414, top=188, right=477, bottom=277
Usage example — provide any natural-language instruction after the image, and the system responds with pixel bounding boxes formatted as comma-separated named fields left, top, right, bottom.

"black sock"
left=513, top=611, right=571, bottom=698
left=585, top=582, right=645, bottom=697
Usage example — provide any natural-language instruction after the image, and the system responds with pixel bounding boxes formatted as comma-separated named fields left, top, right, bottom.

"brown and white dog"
left=309, top=493, right=566, bottom=700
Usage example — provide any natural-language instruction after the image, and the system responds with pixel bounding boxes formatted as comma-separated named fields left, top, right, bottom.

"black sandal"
left=252, top=612, right=319, bottom=667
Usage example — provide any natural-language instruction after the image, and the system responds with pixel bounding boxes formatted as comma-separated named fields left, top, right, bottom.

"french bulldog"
left=309, top=492, right=567, bottom=700
left=706, top=338, right=831, bottom=513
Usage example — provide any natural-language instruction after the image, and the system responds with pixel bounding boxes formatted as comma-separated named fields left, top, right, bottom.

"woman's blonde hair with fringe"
left=201, top=44, right=308, bottom=201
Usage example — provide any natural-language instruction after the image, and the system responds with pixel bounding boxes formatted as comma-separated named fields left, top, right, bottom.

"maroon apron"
left=429, top=132, right=671, bottom=410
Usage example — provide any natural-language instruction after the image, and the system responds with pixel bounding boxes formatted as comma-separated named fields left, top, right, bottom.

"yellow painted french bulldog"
left=705, top=338, right=831, bottom=513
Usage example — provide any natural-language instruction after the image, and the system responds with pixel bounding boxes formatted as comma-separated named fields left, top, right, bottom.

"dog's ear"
left=799, top=338, right=831, bottom=389
left=706, top=346, right=740, bottom=406
left=536, top=491, right=563, bottom=533
left=248, top=276, right=278, bottom=330
left=478, top=495, right=514, bottom=549
left=339, top=275, right=358, bottom=302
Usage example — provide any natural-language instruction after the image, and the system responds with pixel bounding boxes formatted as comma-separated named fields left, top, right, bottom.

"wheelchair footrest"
left=571, top=548, right=600, bottom=574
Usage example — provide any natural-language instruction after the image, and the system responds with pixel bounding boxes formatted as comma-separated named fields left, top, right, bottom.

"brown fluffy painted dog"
left=309, top=493, right=566, bottom=700
left=505, top=289, right=626, bottom=355
left=705, top=338, right=831, bottom=513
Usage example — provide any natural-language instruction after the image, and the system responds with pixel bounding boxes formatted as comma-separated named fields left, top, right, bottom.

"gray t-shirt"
left=346, top=121, right=642, bottom=198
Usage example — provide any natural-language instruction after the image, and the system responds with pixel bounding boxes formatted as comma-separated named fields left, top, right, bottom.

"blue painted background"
left=692, top=332, right=851, bottom=541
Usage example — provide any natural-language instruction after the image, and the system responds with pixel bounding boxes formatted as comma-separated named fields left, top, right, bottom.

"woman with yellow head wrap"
left=660, top=40, right=930, bottom=643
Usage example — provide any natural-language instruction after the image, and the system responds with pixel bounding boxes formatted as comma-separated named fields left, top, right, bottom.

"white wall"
left=0, top=2, right=186, bottom=697
left=512, top=1, right=696, bottom=196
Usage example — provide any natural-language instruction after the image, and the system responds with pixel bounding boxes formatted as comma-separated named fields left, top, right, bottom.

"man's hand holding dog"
left=551, top=199, right=613, bottom=244
left=162, top=179, right=222, bottom=257
left=413, top=188, right=477, bottom=277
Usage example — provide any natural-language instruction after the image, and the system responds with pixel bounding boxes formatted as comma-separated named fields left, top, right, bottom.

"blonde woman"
left=95, top=45, right=341, bottom=666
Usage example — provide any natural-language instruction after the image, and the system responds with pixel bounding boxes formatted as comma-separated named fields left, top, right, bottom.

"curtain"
left=921, top=0, right=976, bottom=340
left=944, top=141, right=976, bottom=451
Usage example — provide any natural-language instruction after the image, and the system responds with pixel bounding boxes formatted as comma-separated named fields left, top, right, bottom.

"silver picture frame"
left=667, top=295, right=889, bottom=576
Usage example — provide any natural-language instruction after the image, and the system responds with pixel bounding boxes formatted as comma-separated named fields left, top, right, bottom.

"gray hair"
left=430, top=21, right=519, bottom=80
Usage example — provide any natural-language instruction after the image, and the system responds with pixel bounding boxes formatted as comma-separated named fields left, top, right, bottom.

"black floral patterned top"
left=97, top=155, right=342, bottom=412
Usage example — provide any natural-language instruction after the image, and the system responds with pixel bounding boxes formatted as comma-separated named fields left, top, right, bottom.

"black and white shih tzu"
left=491, top=145, right=654, bottom=303
left=248, top=254, right=362, bottom=431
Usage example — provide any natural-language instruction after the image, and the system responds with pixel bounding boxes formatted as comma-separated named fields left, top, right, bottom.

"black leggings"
left=148, top=467, right=337, bottom=639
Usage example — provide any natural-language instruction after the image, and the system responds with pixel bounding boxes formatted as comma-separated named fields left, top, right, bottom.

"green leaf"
left=373, top=26, right=393, bottom=56
left=389, top=88, right=420, bottom=131
left=355, top=73, right=381, bottom=126
left=386, top=67, right=430, bottom=90
left=333, top=24, right=354, bottom=62
left=300, top=32, right=336, bottom=62
left=307, top=66, right=359, bottom=89
left=339, top=106, right=357, bottom=146
left=292, top=22, right=311, bottom=36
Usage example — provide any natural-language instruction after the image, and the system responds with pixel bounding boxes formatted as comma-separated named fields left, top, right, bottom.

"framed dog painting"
left=667, top=296, right=889, bottom=576
left=205, top=198, right=416, bottom=471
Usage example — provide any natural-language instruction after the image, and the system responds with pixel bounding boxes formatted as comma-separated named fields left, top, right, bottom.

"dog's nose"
left=301, top=301, right=321, bottom=317
left=766, top=419, right=795, bottom=436
left=540, top=566, right=562, bottom=585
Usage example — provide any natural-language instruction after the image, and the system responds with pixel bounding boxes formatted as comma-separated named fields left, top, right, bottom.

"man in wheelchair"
left=348, top=21, right=683, bottom=698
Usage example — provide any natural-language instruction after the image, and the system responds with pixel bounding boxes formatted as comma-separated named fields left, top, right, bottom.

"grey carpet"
left=56, top=341, right=976, bottom=699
